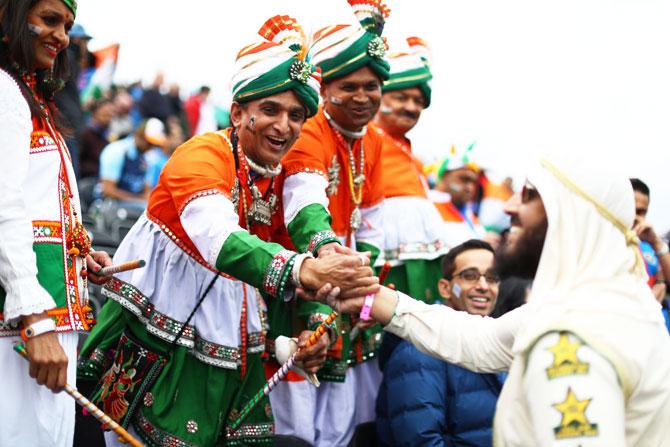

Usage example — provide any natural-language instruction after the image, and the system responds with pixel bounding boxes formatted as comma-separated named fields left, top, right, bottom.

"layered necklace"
left=325, top=111, right=366, bottom=235
left=225, top=130, right=280, bottom=227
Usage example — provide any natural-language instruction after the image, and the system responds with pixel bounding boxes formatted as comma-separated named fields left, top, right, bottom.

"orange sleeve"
left=361, top=130, right=385, bottom=208
left=282, top=113, right=329, bottom=180
left=159, top=131, right=236, bottom=215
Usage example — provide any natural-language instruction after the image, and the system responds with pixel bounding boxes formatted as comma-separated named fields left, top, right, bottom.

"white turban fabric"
left=514, top=151, right=662, bottom=352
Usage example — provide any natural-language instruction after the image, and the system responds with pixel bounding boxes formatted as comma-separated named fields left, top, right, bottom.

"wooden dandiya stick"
left=13, top=344, right=144, bottom=447
left=229, top=311, right=338, bottom=433
left=350, top=261, right=391, bottom=341
left=97, top=259, right=146, bottom=276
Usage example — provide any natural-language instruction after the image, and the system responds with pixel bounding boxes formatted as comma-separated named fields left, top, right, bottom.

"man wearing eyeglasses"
left=376, top=239, right=503, bottom=446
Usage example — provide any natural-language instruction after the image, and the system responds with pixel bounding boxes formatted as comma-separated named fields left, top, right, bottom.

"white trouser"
left=0, top=332, right=77, bottom=446
left=270, top=378, right=318, bottom=443
left=352, top=359, right=382, bottom=425
left=271, top=360, right=382, bottom=447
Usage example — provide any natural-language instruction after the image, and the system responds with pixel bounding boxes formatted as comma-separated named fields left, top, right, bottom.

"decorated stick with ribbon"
left=97, top=259, right=146, bottom=276
left=13, top=344, right=143, bottom=447
left=230, top=311, right=338, bottom=432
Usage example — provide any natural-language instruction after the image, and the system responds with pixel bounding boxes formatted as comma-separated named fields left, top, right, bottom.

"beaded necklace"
left=331, top=127, right=365, bottom=239
left=20, top=71, right=92, bottom=317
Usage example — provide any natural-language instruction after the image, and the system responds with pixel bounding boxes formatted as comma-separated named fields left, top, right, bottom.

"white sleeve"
left=523, top=331, right=626, bottom=447
left=384, top=292, right=522, bottom=372
left=0, top=71, right=57, bottom=321
left=357, top=202, right=384, bottom=251
left=282, top=172, right=330, bottom=226
left=179, top=193, right=244, bottom=267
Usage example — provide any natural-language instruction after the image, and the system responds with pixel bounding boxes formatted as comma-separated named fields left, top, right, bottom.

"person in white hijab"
left=327, top=151, right=670, bottom=446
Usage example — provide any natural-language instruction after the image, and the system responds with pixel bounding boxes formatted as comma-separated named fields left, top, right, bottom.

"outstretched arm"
left=331, top=287, right=522, bottom=373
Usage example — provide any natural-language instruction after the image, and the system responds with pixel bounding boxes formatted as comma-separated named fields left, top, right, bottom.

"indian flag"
left=80, top=43, right=119, bottom=102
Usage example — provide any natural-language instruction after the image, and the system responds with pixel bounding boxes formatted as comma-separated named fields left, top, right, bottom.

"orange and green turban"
left=307, top=0, right=391, bottom=83
left=231, top=15, right=321, bottom=117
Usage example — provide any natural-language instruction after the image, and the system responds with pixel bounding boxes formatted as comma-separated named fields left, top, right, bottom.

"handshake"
left=294, top=243, right=381, bottom=315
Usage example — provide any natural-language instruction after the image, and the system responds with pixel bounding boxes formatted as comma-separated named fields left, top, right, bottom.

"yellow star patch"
left=546, top=332, right=589, bottom=379
left=553, top=387, right=599, bottom=439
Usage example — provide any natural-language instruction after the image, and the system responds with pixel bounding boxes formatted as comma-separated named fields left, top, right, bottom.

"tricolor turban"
left=436, top=143, right=480, bottom=179
left=231, top=15, right=321, bottom=117
left=308, top=0, right=391, bottom=83
left=383, top=36, right=433, bottom=107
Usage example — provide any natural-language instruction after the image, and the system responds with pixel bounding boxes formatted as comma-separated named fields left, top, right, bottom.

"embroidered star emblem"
left=546, top=332, right=589, bottom=379
left=552, top=388, right=599, bottom=439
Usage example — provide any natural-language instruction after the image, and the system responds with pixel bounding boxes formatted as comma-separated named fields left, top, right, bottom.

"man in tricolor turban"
left=430, top=144, right=489, bottom=247
left=276, top=0, right=391, bottom=445
left=370, top=36, right=446, bottom=306
left=78, top=15, right=378, bottom=447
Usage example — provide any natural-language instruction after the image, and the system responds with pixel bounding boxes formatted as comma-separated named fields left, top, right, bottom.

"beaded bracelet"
left=308, top=230, right=340, bottom=256
left=359, top=293, right=375, bottom=321
left=264, top=250, right=298, bottom=298
left=276, top=254, right=297, bottom=301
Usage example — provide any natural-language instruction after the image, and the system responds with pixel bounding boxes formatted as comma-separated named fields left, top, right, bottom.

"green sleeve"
left=357, top=241, right=381, bottom=266
left=287, top=204, right=339, bottom=254
left=215, top=230, right=286, bottom=289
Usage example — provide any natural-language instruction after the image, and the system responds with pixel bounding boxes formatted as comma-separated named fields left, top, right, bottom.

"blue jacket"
left=377, top=334, right=502, bottom=446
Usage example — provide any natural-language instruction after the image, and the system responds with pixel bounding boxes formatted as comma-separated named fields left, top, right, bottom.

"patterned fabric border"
left=32, top=220, right=63, bottom=243
left=383, top=239, right=448, bottom=263
left=225, top=421, right=274, bottom=442
left=307, top=230, right=339, bottom=255
left=263, top=250, right=297, bottom=298
left=134, top=410, right=196, bottom=447
left=146, top=213, right=235, bottom=280
left=177, top=188, right=224, bottom=216
left=77, top=347, right=112, bottom=381
left=103, top=277, right=264, bottom=370
left=285, top=167, right=328, bottom=181
left=29, top=130, right=58, bottom=154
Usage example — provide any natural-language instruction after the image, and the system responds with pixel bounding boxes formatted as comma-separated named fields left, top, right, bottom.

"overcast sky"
left=78, top=0, right=670, bottom=232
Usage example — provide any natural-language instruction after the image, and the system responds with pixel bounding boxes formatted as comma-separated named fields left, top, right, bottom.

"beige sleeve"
left=522, top=331, right=626, bottom=447
left=384, top=291, right=523, bottom=372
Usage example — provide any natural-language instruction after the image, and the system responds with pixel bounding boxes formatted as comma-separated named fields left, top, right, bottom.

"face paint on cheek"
left=452, top=283, right=462, bottom=299
left=28, top=24, right=45, bottom=36
left=379, top=105, right=392, bottom=114
left=449, top=183, right=463, bottom=193
left=329, top=96, right=343, bottom=105
left=246, top=116, right=256, bottom=131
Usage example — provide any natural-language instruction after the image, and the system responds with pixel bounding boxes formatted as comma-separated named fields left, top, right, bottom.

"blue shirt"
left=99, top=136, right=147, bottom=195
left=144, top=148, right=169, bottom=188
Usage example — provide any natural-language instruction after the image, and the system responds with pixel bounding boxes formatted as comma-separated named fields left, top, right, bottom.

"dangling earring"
left=41, top=66, right=64, bottom=97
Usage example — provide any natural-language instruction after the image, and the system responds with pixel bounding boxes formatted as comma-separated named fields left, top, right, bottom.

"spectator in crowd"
left=145, top=116, right=184, bottom=187
left=98, top=117, right=166, bottom=208
left=166, top=82, right=189, bottom=136
left=184, top=85, right=217, bottom=136
left=54, top=22, right=92, bottom=178
left=138, top=72, right=172, bottom=122
left=430, top=147, right=487, bottom=247
left=107, top=88, right=134, bottom=140
left=630, top=178, right=668, bottom=302
left=376, top=239, right=503, bottom=447
left=79, top=98, right=114, bottom=179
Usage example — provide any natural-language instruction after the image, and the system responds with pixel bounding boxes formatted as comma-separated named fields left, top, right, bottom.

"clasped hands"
left=296, top=243, right=379, bottom=304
